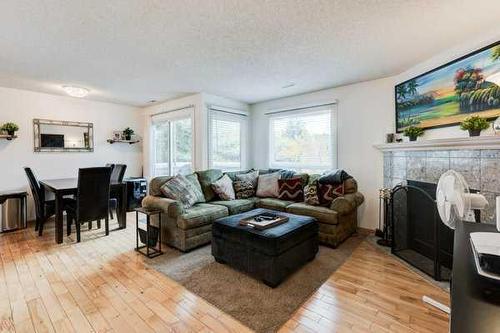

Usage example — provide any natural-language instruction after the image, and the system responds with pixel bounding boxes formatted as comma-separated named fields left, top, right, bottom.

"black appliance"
left=124, top=177, right=147, bottom=211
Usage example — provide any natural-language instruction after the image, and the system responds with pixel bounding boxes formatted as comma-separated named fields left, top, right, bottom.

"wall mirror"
left=33, top=119, right=94, bottom=152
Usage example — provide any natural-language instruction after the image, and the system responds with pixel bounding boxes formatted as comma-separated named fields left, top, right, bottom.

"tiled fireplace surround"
left=383, top=149, right=500, bottom=224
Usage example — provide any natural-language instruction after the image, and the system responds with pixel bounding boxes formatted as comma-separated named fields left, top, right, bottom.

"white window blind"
left=269, top=106, right=335, bottom=173
left=209, top=108, right=248, bottom=171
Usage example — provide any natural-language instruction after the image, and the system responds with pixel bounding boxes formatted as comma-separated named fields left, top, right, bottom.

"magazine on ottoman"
left=238, top=212, right=289, bottom=230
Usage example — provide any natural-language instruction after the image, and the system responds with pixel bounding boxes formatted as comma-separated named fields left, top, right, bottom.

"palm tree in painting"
left=492, top=45, right=500, bottom=62
left=396, top=85, right=407, bottom=103
left=407, top=79, right=419, bottom=96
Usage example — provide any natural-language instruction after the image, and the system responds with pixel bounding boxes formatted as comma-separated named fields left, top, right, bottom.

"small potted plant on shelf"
left=460, top=116, right=490, bottom=137
left=403, top=126, right=424, bottom=142
left=123, top=127, right=134, bottom=141
left=1, top=122, right=19, bottom=136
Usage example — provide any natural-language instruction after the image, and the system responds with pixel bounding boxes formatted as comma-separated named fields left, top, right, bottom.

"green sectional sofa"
left=142, top=169, right=364, bottom=252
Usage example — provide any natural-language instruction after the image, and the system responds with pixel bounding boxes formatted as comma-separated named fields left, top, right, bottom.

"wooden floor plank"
left=0, top=214, right=449, bottom=333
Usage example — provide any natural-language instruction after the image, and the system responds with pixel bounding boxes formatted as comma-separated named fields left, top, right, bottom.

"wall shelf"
left=107, top=139, right=140, bottom=145
left=0, top=134, right=17, bottom=141
left=374, top=135, right=500, bottom=152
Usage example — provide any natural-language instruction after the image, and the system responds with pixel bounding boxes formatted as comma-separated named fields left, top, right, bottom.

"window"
left=208, top=108, right=248, bottom=171
left=269, top=106, right=336, bottom=173
left=151, top=108, right=193, bottom=176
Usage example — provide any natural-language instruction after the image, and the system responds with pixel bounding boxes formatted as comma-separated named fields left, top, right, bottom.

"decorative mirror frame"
left=33, top=118, right=94, bottom=152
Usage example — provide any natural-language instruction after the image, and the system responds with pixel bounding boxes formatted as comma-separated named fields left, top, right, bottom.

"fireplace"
left=391, top=180, right=454, bottom=281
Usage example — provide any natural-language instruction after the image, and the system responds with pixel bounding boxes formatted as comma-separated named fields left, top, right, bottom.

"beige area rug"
left=148, top=233, right=366, bottom=333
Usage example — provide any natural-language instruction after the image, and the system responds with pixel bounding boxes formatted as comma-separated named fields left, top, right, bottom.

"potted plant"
left=460, top=116, right=490, bottom=137
left=403, top=126, right=424, bottom=142
left=1, top=122, right=19, bottom=136
left=123, top=127, right=134, bottom=141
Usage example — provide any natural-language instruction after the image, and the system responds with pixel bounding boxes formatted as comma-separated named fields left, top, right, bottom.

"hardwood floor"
left=0, top=214, right=449, bottom=333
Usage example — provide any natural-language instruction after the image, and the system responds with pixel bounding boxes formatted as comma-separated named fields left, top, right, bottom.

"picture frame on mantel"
left=395, top=40, right=500, bottom=133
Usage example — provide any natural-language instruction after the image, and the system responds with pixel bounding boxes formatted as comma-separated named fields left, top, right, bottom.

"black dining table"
left=40, top=178, right=127, bottom=244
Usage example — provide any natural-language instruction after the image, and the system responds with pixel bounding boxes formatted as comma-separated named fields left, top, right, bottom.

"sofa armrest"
left=142, top=195, right=184, bottom=218
left=330, top=192, right=364, bottom=215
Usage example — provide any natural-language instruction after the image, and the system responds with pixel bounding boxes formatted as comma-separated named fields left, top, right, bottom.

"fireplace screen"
left=391, top=180, right=453, bottom=281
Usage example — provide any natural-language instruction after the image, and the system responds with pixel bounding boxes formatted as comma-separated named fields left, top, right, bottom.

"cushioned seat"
left=255, top=198, right=294, bottom=211
left=177, top=203, right=228, bottom=230
left=286, top=202, right=338, bottom=225
left=210, top=199, right=255, bottom=215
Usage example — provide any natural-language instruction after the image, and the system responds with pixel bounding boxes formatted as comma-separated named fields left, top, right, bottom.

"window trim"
left=150, top=107, right=195, bottom=177
left=208, top=107, right=249, bottom=171
left=267, top=104, right=337, bottom=172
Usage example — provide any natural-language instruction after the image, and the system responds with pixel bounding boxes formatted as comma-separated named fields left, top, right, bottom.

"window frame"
left=150, top=107, right=195, bottom=177
left=267, top=104, right=337, bottom=173
left=208, top=107, right=249, bottom=171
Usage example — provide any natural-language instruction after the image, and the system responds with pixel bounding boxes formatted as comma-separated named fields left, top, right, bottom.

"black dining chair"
left=24, top=167, right=56, bottom=236
left=107, top=163, right=127, bottom=220
left=66, top=167, right=112, bottom=242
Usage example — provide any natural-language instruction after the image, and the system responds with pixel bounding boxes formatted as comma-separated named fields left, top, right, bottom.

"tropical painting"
left=395, top=41, right=500, bottom=132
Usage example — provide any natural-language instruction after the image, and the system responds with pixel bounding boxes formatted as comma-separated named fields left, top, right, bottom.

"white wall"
left=0, top=86, right=143, bottom=216
left=250, top=78, right=394, bottom=230
left=250, top=31, right=500, bottom=230
left=142, top=93, right=249, bottom=178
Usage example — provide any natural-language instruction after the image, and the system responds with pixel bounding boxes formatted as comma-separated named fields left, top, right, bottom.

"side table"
left=134, top=207, right=163, bottom=258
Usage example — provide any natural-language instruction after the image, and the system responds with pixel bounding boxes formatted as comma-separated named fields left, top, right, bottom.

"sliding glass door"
left=152, top=110, right=193, bottom=176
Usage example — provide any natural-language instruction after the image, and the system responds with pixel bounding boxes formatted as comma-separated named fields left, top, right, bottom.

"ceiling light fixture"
left=62, top=85, right=89, bottom=98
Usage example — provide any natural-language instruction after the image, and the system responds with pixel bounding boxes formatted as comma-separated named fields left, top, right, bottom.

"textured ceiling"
left=0, top=0, right=499, bottom=106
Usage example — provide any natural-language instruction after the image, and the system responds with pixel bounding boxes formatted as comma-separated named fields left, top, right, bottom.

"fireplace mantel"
left=374, top=135, right=500, bottom=152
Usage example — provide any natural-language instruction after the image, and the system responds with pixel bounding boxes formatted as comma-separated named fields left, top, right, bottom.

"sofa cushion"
left=160, top=175, right=199, bottom=208
left=210, top=199, right=255, bottom=215
left=256, top=172, right=280, bottom=198
left=185, top=173, right=205, bottom=203
left=318, top=183, right=344, bottom=206
left=277, top=178, right=304, bottom=201
left=196, top=169, right=223, bottom=201
left=211, top=174, right=235, bottom=200
left=234, top=180, right=255, bottom=199
left=177, top=203, right=228, bottom=230
left=304, top=182, right=320, bottom=205
left=225, top=169, right=253, bottom=181
left=149, top=176, right=173, bottom=196
left=286, top=202, right=338, bottom=225
left=235, top=170, right=259, bottom=187
left=256, top=198, right=294, bottom=211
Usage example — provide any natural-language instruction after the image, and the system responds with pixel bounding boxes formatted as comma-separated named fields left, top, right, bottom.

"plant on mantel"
left=460, top=116, right=490, bottom=137
left=403, top=126, right=424, bottom=142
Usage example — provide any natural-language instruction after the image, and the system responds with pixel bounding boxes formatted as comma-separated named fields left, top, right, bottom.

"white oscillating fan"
left=436, top=170, right=488, bottom=228
left=423, top=170, right=488, bottom=314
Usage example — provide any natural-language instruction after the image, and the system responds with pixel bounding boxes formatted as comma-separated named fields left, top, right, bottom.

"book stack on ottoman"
left=212, top=208, right=318, bottom=287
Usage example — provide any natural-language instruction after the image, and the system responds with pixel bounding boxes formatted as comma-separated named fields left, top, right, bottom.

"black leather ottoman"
left=212, top=208, right=319, bottom=287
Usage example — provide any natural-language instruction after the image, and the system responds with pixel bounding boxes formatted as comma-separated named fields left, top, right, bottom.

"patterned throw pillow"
left=234, top=180, right=255, bottom=199
left=256, top=172, right=280, bottom=198
left=185, top=173, right=206, bottom=203
left=211, top=174, right=235, bottom=200
left=160, top=175, right=199, bottom=208
left=235, top=170, right=259, bottom=188
left=278, top=178, right=303, bottom=201
left=318, top=183, right=344, bottom=206
left=304, top=181, right=320, bottom=206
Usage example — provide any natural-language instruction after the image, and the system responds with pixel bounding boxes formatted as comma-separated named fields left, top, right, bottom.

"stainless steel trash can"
left=0, top=191, right=28, bottom=232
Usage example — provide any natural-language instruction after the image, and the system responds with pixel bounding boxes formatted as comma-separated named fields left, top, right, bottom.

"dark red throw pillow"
left=278, top=178, right=303, bottom=201
left=318, top=183, right=344, bottom=206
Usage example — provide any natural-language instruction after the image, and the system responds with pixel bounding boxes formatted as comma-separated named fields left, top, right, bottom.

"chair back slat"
left=23, top=167, right=45, bottom=219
